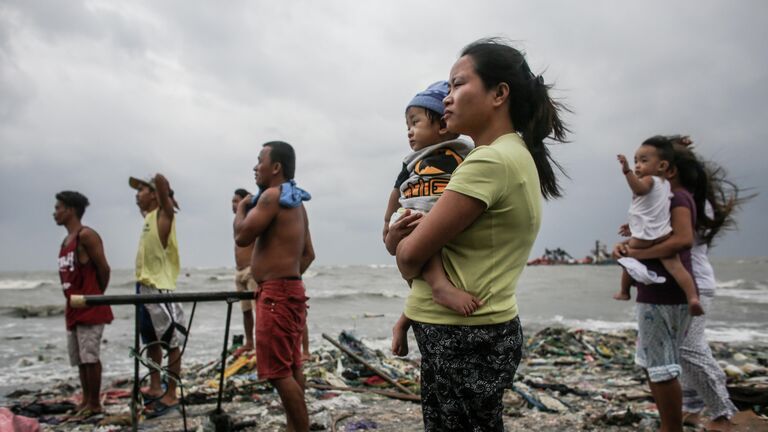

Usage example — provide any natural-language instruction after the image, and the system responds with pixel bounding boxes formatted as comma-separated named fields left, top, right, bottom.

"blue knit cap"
left=406, top=80, right=449, bottom=116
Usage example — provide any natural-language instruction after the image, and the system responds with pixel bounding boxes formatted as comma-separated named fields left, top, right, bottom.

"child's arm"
left=617, top=154, right=653, bottom=195
left=383, top=188, right=400, bottom=246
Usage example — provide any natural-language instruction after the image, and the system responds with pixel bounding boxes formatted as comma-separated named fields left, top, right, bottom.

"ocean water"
left=1, top=259, right=766, bottom=397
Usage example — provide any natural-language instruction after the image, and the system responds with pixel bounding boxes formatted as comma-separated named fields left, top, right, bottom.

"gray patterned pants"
left=680, top=294, right=738, bottom=419
left=412, top=317, right=523, bottom=432
left=635, top=303, right=691, bottom=382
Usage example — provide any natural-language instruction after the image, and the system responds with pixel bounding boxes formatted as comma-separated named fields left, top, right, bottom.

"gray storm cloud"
left=1, top=0, right=765, bottom=271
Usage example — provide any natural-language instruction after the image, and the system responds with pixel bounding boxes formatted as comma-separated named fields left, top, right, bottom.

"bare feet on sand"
left=689, top=298, right=705, bottom=316
left=432, top=283, right=483, bottom=316
left=73, top=402, right=87, bottom=414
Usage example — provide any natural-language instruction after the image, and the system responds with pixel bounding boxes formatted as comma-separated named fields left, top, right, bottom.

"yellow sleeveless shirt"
left=135, top=209, right=180, bottom=290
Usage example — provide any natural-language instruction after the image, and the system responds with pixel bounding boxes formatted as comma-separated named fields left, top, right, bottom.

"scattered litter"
left=2, top=326, right=766, bottom=431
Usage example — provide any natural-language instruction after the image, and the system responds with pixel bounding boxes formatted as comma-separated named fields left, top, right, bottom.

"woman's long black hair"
left=461, top=38, right=570, bottom=199
left=664, top=135, right=753, bottom=247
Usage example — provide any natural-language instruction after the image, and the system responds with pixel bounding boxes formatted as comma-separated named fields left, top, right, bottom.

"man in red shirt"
left=55, top=191, right=113, bottom=418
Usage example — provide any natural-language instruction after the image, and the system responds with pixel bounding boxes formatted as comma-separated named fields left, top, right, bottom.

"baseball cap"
left=129, top=175, right=179, bottom=209
left=129, top=176, right=156, bottom=191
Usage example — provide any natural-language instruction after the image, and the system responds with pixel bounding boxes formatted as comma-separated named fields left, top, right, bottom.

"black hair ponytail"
left=462, top=38, right=570, bottom=200
left=526, top=74, right=570, bottom=199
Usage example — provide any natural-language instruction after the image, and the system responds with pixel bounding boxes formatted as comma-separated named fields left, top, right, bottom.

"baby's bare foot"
left=613, top=291, right=631, bottom=301
left=433, top=284, right=483, bottom=317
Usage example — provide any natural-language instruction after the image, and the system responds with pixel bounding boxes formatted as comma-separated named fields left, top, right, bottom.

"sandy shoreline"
left=3, top=327, right=767, bottom=431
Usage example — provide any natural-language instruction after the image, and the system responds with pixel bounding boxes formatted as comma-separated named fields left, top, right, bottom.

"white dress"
left=628, top=176, right=673, bottom=241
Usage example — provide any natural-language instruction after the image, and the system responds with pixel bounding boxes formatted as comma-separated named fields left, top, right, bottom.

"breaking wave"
left=0, top=279, right=56, bottom=290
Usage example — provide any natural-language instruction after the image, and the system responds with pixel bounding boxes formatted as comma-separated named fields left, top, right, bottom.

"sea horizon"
left=2, top=258, right=766, bottom=398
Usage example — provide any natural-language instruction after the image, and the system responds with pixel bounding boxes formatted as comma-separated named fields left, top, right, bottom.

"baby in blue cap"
left=384, top=81, right=480, bottom=356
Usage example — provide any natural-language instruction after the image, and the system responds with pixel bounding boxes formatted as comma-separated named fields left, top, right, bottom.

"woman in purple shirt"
left=615, top=137, right=755, bottom=431
left=614, top=136, right=701, bottom=432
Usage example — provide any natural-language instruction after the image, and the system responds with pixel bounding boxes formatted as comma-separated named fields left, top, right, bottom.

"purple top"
left=636, top=188, right=698, bottom=305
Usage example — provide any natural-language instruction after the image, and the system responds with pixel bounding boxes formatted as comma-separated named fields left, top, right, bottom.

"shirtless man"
left=232, top=188, right=257, bottom=351
left=234, top=141, right=314, bottom=432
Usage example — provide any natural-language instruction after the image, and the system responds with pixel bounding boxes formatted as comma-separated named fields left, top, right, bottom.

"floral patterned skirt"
left=412, top=316, right=523, bottom=432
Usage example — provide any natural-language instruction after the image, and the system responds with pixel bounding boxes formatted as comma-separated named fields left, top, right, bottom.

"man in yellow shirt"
left=129, top=173, right=184, bottom=418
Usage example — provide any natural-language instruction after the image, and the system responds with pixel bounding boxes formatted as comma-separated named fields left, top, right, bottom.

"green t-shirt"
left=404, top=133, right=541, bottom=325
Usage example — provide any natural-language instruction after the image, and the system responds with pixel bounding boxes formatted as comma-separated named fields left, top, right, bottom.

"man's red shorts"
left=255, top=279, right=308, bottom=380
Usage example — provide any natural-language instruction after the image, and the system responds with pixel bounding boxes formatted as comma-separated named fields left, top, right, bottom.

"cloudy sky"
left=1, top=0, right=766, bottom=271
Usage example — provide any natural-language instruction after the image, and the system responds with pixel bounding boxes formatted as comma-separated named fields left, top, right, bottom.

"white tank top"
left=628, top=176, right=672, bottom=241
left=691, top=201, right=716, bottom=293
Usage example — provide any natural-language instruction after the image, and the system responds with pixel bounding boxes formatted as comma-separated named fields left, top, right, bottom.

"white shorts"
left=137, top=284, right=186, bottom=350
left=235, top=267, right=257, bottom=312
left=67, top=324, right=105, bottom=366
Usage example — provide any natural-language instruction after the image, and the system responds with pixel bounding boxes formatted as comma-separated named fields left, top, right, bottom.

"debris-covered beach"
left=3, top=264, right=768, bottom=430
left=4, top=327, right=767, bottom=431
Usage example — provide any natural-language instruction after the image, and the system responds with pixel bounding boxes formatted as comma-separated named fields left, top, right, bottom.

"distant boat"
left=527, top=241, right=617, bottom=266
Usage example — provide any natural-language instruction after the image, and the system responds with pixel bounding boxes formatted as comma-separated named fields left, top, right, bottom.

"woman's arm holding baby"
left=615, top=206, right=694, bottom=259
left=396, top=190, right=485, bottom=280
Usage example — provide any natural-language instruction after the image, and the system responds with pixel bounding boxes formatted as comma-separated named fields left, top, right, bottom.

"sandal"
left=61, top=407, right=103, bottom=424
left=144, top=400, right=179, bottom=419
left=140, top=390, right=164, bottom=406
left=140, top=382, right=168, bottom=406
left=65, top=406, right=86, bottom=415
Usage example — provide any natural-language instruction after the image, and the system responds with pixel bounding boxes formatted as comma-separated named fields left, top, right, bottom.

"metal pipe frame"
left=73, top=291, right=254, bottom=432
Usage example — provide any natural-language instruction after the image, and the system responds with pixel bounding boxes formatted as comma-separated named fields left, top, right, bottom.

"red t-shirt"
left=58, top=228, right=114, bottom=330
left=636, top=188, right=699, bottom=305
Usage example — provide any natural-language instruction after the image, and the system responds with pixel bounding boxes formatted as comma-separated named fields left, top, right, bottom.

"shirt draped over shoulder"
left=404, top=133, right=541, bottom=325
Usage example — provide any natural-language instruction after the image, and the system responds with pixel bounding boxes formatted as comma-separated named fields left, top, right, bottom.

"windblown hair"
left=461, top=38, right=570, bottom=199
left=56, top=191, right=89, bottom=219
left=667, top=136, right=753, bottom=247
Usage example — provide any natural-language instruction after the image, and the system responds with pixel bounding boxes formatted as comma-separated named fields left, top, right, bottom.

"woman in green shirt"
left=391, top=38, right=569, bottom=431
